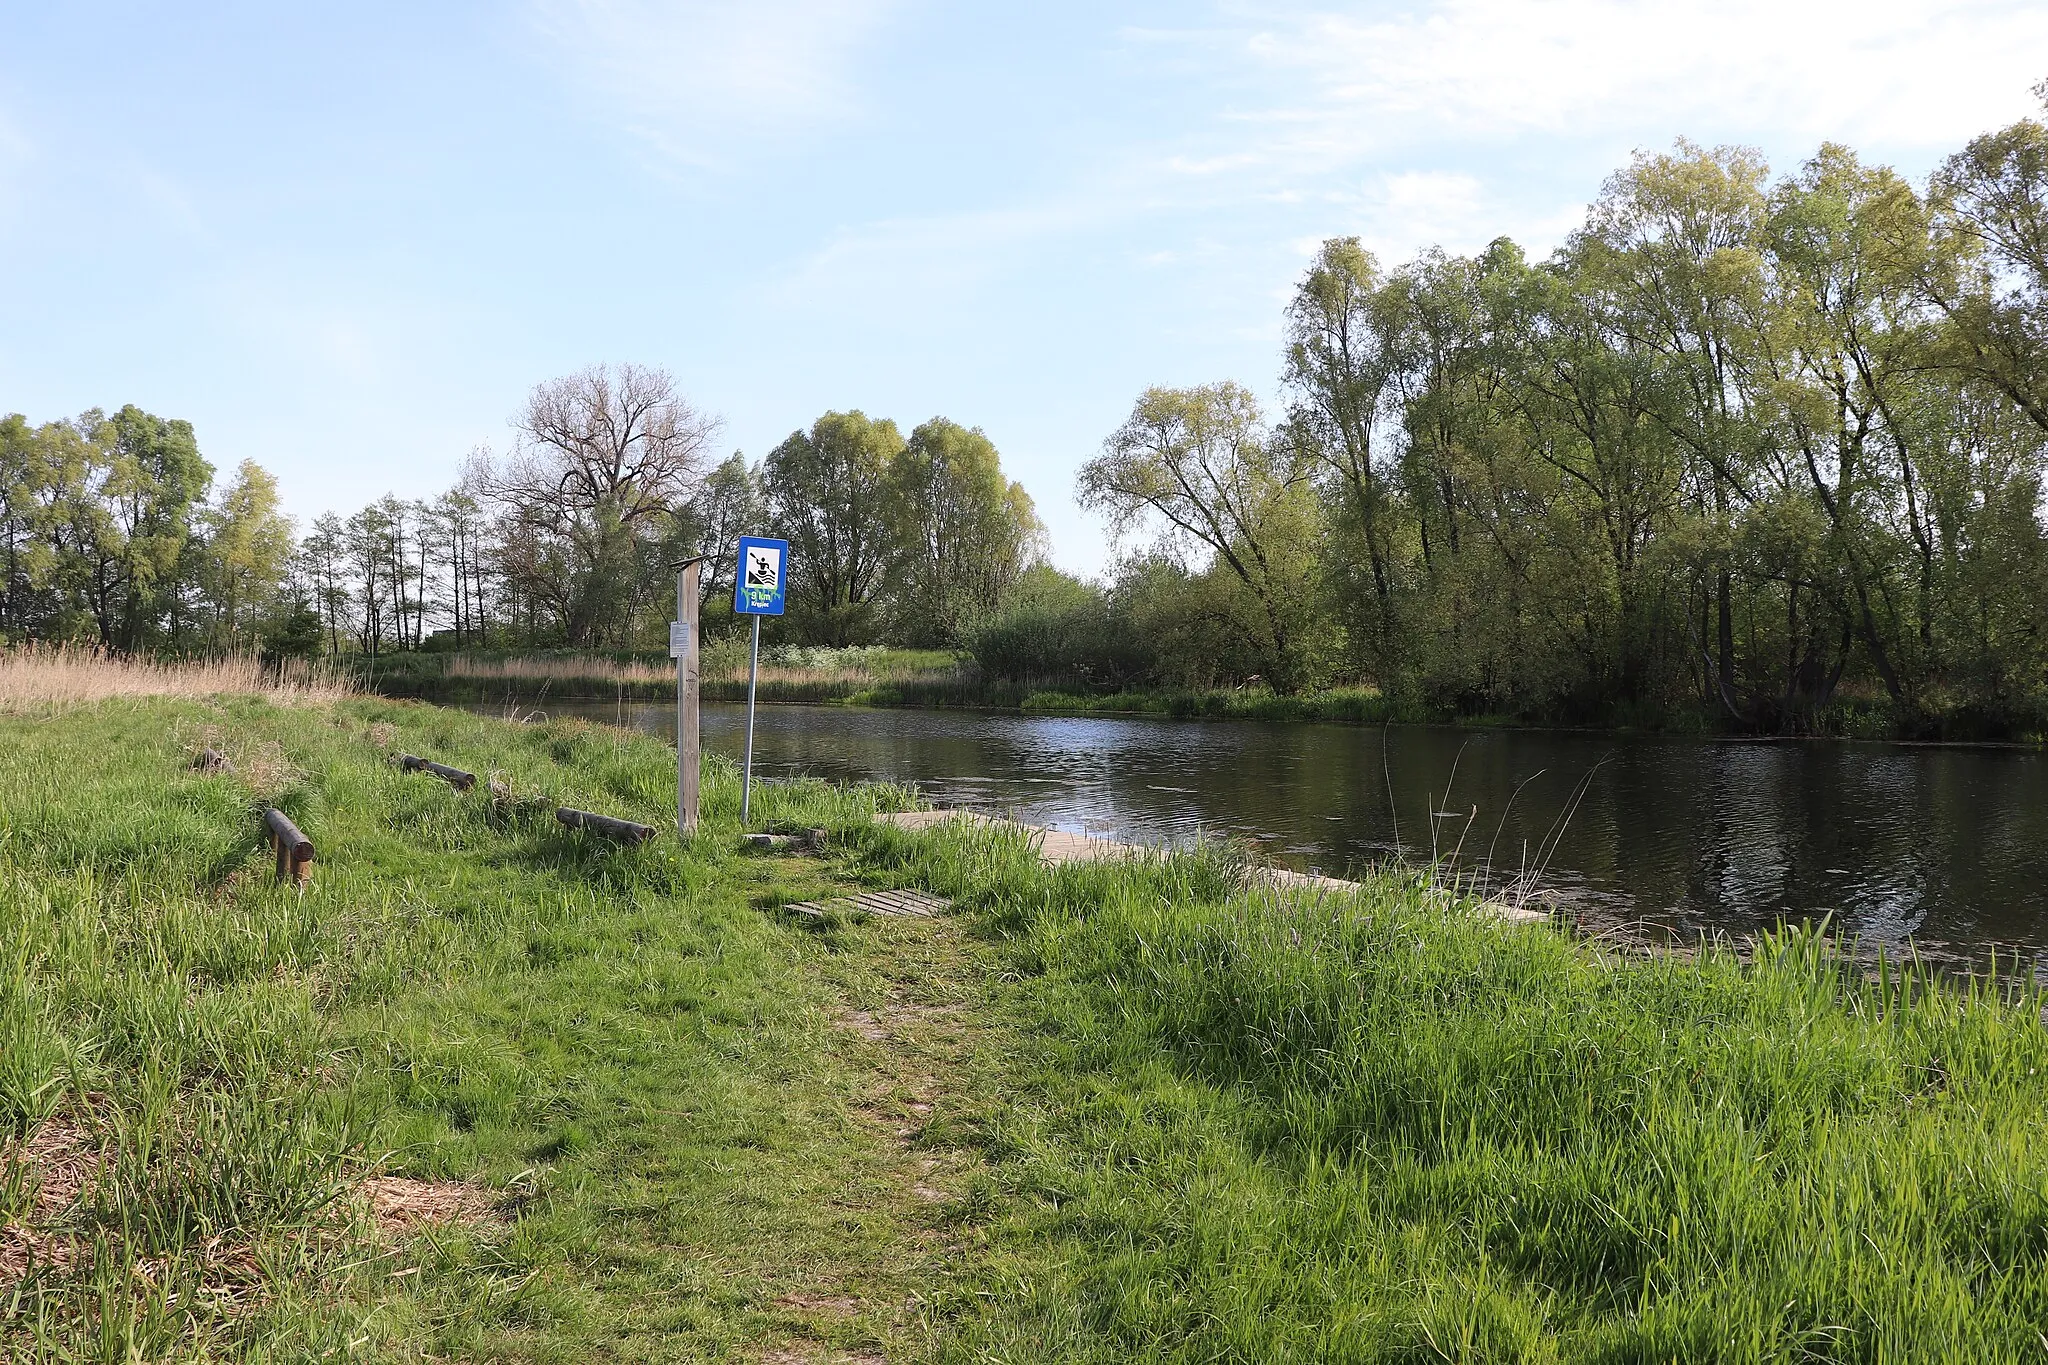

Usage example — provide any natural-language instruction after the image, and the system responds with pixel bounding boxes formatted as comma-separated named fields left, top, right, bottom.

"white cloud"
left=775, top=199, right=1106, bottom=313
left=1336, top=170, right=1588, bottom=259
left=531, top=0, right=900, bottom=167
left=1184, top=0, right=2048, bottom=169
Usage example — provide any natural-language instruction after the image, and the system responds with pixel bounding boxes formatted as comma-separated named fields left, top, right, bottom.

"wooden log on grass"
left=398, top=753, right=477, bottom=791
left=555, top=807, right=656, bottom=845
left=263, top=807, right=314, bottom=885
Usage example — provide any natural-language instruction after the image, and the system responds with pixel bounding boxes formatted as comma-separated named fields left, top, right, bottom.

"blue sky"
left=3, top=2, right=2044, bottom=571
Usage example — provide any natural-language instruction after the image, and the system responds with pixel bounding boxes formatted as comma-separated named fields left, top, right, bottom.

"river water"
left=497, top=699, right=2048, bottom=960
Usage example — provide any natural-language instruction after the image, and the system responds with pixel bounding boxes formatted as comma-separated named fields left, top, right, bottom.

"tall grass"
left=0, top=645, right=351, bottom=712
left=847, top=818, right=2048, bottom=1360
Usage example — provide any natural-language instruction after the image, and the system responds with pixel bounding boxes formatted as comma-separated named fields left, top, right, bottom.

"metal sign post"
left=732, top=535, right=789, bottom=825
left=672, top=557, right=706, bottom=833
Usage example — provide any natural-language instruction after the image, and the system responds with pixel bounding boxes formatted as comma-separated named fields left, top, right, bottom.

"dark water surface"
left=496, top=699, right=2048, bottom=959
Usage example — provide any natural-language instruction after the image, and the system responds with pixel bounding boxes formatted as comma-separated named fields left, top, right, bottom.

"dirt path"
left=754, top=903, right=994, bottom=1364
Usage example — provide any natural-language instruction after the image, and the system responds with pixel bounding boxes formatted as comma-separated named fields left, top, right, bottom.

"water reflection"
left=494, top=700, right=2048, bottom=958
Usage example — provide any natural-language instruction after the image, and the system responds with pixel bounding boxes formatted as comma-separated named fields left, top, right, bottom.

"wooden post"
left=556, top=806, right=656, bottom=845
left=263, top=807, right=314, bottom=886
left=398, top=754, right=477, bottom=790
left=676, top=557, right=705, bottom=833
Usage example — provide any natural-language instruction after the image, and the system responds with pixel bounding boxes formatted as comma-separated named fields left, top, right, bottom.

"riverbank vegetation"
left=11, top=95, right=2048, bottom=742
left=8, top=668, right=2048, bottom=1357
left=921, top=839, right=2048, bottom=1359
left=365, top=644, right=975, bottom=707
left=969, top=97, right=2048, bottom=740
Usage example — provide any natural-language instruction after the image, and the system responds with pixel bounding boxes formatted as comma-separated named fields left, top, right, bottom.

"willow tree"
left=885, top=418, right=1042, bottom=644
left=1282, top=238, right=1402, bottom=639
left=763, top=410, right=902, bottom=645
left=1925, top=86, right=2048, bottom=435
left=199, top=460, right=293, bottom=649
left=1080, top=382, right=1331, bottom=692
left=1580, top=141, right=1772, bottom=711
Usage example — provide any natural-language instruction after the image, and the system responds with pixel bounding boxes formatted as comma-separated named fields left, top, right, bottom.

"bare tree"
left=486, top=364, right=722, bottom=646
left=499, top=363, right=722, bottom=525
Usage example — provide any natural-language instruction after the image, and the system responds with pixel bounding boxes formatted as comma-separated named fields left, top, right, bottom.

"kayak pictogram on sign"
left=734, top=536, right=788, bottom=616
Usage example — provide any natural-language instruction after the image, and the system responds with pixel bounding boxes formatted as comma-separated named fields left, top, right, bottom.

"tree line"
left=979, top=92, right=2048, bottom=735
left=0, top=407, right=296, bottom=655
left=0, top=364, right=1044, bottom=661
left=11, top=91, right=2048, bottom=737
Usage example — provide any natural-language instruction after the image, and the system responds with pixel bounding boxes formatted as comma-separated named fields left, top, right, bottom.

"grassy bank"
left=356, top=649, right=1435, bottom=720
left=0, top=670, right=997, bottom=1360
left=355, top=651, right=1443, bottom=724
left=908, top=845, right=2048, bottom=1359
left=10, top=659, right=2048, bottom=1358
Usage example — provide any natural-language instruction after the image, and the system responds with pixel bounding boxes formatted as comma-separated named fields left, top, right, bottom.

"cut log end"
left=262, top=807, right=315, bottom=885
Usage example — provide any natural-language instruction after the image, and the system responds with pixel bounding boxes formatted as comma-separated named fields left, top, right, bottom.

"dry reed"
left=442, top=654, right=674, bottom=685
left=0, top=645, right=353, bottom=712
left=440, top=653, right=878, bottom=687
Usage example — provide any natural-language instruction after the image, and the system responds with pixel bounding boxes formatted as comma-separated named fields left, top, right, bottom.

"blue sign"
left=734, top=536, right=789, bottom=616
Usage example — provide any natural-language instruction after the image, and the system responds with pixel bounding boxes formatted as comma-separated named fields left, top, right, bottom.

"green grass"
left=0, top=693, right=996, bottom=1361
left=8, top=688, right=2048, bottom=1360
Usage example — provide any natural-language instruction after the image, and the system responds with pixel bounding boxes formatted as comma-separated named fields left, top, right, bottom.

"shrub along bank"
left=7, top=686, right=2048, bottom=1358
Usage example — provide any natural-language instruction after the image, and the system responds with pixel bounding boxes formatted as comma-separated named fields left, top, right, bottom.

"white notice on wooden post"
left=669, top=620, right=689, bottom=659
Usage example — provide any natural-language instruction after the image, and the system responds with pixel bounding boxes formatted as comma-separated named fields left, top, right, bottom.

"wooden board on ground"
left=784, top=889, right=952, bottom=920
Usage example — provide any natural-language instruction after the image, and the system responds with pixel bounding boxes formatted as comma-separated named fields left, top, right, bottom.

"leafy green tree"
left=200, top=460, right=294, bottom=649
left=679, top=452, right=766, bottom=620
left=1283, top=238, right=1403, bottom=643
left=1925, top=85, right=2048, bottom=435
left=0, top=414, right=58, bottom=641
left=1579, top=142, right=1772, bottom=710
left=885, top=418, right=1043, bottom=644
left=30, top=407, right=211, bottom=650
left=1757, top=144, right=1937, bottom=710
left=763, top=411, right=903, bottom=645
left=1080, top=383, right=1335, bottom=692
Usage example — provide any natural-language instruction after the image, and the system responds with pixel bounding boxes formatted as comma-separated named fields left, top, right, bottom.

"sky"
left=2, top=2, right=2044, bottom=573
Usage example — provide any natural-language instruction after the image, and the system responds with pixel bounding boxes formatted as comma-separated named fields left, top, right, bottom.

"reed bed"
left=0, top=645, right=351, bottom=712
left=439, top=652, right=676, bottom=686
left=377, top=646, right=968, bottom=705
